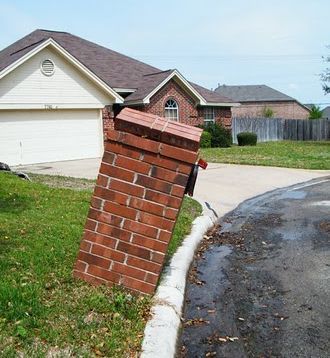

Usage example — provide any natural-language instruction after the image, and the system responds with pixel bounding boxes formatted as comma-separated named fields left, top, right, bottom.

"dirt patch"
left=28, top=173, right=95, bottom=190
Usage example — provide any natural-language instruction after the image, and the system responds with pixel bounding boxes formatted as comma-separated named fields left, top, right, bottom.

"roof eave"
left=201, top=102, right=240, bottom=107
left=142, top=69, right=208, bottom=105
left=237, top=99, right=295, bottom=103
left=121, top=100, right=144, bottom=106
left=296, top=101, right=312, bottom=112
left=113, top=87, right=136, bottom=93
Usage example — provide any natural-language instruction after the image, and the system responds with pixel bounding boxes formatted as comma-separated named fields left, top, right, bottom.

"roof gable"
left=125, top=69, right=206, bottom=104
left=0, top=46, right=117, bottom=109
left=0, top=29, right=234, bottom=106
left=125, top=70, right=235, bottom=105
left=0, top=29, right=160, bottom=89
left=0, top=36, right=123, bottom=103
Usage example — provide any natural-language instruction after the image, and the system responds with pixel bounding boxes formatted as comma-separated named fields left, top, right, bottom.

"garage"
left=0, top=39, right=124, bottom=166
left=0, top=109, right=103, bottom=166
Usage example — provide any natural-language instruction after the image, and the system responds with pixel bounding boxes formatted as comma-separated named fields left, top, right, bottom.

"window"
left=164, top=99, right=179, bottom=121
left=204, top=107, right=215, bottom=124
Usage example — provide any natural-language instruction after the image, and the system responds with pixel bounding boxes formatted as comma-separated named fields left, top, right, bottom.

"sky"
left=1, top=0, right=329, bottom=107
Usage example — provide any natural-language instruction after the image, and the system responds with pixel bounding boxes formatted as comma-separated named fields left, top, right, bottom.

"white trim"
left=123, top=69, right=241, bottom=107
left=0, top=38, right=124, bottom=104
left=99, top=108, right=105, bottom=150
left=203, top=107, right=215, bottom=123
left=122, top=100, right=145, bottom=106
left=164, top=98, right=179, bottom=121
left=0, top=103, right=106, bottom=110
left=113, top=87, right=136, bottom=93
left=202, top=102, right=240, bottom=107
left=143, top=70, right=206, bottom=105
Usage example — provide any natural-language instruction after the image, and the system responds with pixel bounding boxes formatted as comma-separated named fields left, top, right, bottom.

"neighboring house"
left=0, top=29, right=235, bottom=166
left=215, top=84, right=310, bottom=119
left=322, top=106, right=330, bottom=120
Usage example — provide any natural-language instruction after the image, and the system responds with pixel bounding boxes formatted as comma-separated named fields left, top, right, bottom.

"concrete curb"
left=141, top=208, right=217, bottom=358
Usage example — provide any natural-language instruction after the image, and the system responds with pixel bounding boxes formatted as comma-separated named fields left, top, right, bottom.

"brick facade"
left=133, top=80, right=232, bottom=127
left=102, top=80, right=232, bottom=137
left=141, top=80, right=198, bottom=124
left=74, top=108, right=202, bottom=294
left=102, top=106, right=114, bottom=135
left=232, top=101, right=310, bottom=119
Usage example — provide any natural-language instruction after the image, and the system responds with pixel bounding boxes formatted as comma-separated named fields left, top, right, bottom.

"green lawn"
left=201, top=141, right=330, bottom=170
left=167, top=196, right=202, bottom=260
left=0, top=173, right=201, bottom=357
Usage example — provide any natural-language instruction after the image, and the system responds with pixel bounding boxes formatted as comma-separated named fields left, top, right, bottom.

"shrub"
left=237, top=132, right=257, bottom=146
left=262, top=107, right=274, bottom=118
left=203, top=122, right=232, bottom=148
left=200, top=130, right=212, bottom=148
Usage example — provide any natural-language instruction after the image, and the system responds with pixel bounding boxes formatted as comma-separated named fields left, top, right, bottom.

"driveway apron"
left=178, top=177, right=330, bottom=358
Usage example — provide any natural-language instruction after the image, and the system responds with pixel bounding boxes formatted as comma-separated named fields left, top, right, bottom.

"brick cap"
left=114, top=108, right=203, bottom=152
left=107, top=130, right=198, bottom=164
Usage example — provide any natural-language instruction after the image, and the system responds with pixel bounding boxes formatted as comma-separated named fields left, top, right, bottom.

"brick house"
left=101, top=66, right=235, bottom=132
left=0, top=29, right=236, bottom=165
left=103, top=72, right=234, bottom=134
left=215, top=84, right=310, bottom=119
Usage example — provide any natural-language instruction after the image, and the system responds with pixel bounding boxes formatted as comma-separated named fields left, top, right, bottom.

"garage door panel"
left=0, top=110, right=103, bottom=165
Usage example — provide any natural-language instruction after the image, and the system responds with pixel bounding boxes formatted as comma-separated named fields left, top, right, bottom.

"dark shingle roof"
left=215, top=84, right=296, bottom=102
left=191, top=82, right=232, bottom=103
left=124, top=70, right=233, bottom=103
left=124, top=70, right=173, bottom=102
left=0, top=29, right=159, bottom=89
left=0, top=29, right=232, bottom=105
left=322, top=106, right=330, bottom=119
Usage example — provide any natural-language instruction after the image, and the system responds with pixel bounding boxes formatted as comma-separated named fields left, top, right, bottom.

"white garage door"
left=0, top=109, right=103, bottom=166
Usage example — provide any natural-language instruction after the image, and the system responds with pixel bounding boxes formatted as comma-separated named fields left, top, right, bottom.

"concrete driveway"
left=14, top=158, right=101, bottom=180
left=194, top=163, right=330, bottom=217
left=15, top=159, right=330, bottom=217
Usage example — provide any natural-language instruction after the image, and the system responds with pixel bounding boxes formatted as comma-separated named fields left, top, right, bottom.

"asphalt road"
left=178, top=177, right=330, bottom=358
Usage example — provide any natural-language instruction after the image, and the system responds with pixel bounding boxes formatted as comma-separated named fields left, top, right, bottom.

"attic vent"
left=41, top=59, right=55, bottom=76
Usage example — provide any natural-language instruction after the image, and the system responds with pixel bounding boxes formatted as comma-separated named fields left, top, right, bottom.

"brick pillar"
left=73, top=108, right=202, bottom=294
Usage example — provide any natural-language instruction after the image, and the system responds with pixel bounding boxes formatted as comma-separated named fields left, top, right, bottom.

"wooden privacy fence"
left=232, top=117, right=330, bottom=143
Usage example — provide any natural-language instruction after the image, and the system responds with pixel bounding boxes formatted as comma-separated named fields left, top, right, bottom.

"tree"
left=309, top=104, right=323, bottom=119
left=321, top=46, right=330, bottom=94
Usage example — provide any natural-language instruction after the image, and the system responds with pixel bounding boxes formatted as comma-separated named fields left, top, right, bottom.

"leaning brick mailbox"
left=73, top=108, right=203, bottom=294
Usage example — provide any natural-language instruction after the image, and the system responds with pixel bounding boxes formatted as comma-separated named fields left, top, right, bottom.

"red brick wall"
left=232, top=101, right=310, bottom=119
left=102, top=80, right=233, bottom=137
left=129, top=80, right=232, bottom=127
left=197, top=107, right=232, bottom=127
left=74, top=108, right=202, bottom=294
left=102, top=106, right=114, bottom=136
left=142, top=80, right=197, bottom=123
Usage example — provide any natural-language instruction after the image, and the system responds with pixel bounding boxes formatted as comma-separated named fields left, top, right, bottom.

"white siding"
left=0, top=47, right=111, bottom=109
left=0, top=109, right=103, bottom=165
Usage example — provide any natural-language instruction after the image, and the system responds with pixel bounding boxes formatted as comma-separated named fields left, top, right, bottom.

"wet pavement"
left=178, top=177, right=330, bottom=358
